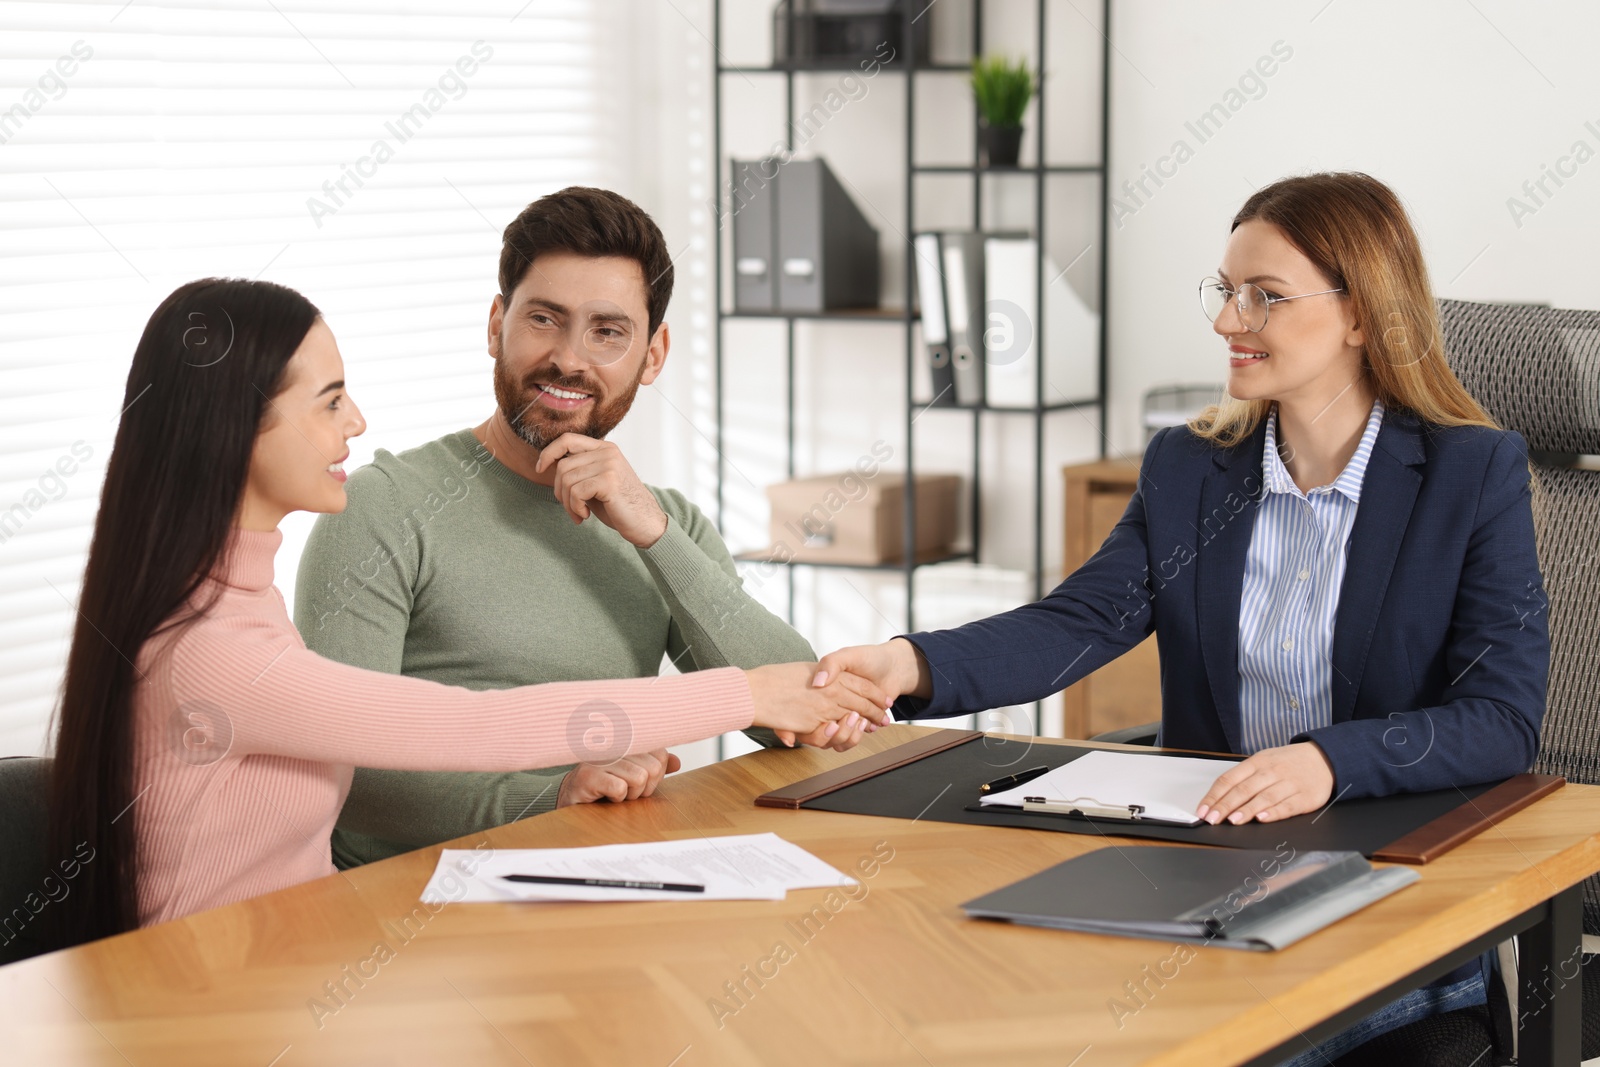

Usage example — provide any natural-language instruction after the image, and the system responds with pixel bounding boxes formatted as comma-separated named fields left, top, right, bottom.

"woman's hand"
left=745, top=662, right=891, bottom=744
left=760, top=639, right=929, bottom=752
left=815, top=638, right=932, bottom=706
left=1195, top=742, right=1336, bottom=824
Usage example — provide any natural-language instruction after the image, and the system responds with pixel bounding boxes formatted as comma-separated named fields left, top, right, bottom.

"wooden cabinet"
left=1059, top=460, right=1162, bottom=739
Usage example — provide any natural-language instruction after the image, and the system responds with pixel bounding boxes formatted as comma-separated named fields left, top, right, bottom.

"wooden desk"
left=1061, top=460, right=1162, bottom=738
left=5, top=727, right=1595, bottom=1066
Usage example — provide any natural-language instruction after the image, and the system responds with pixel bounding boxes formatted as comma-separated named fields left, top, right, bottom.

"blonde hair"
left=1188, top=172, right=1497, bottom=447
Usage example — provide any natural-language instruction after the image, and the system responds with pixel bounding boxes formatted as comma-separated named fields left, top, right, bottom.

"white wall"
left=1105, top=0, right=1599, bottom=450
left=652, top=0, right=1599, bottom=757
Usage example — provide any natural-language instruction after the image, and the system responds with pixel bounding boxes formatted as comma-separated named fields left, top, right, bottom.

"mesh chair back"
left=1440, top=298, right=1600, bottom=932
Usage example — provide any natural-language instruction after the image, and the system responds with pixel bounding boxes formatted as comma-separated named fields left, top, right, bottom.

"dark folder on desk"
left=756, top=728, right=1564, bottom=864
left=961, top=847, right=1420, bottom=951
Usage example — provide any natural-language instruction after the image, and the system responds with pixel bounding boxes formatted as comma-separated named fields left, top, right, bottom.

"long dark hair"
left=48, top=278, right=320, bottom=946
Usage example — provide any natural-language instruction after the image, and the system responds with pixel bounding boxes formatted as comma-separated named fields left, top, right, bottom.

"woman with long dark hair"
left=819, top=173, right=1549, bottom=1060
left=47, top=277, right=885, bottom=946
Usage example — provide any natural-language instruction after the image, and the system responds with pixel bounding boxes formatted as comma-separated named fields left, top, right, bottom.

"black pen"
left=500, top=874, right=705, bottom=893
left=979, top=766, right=1052, bottom=793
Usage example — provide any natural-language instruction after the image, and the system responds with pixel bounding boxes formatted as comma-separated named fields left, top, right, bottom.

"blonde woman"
left=821, top=172, right=1547, bottom=1061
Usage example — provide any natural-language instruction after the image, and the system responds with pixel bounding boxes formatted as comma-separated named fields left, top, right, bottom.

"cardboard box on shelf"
left=763, top=471, right=960, bottom=565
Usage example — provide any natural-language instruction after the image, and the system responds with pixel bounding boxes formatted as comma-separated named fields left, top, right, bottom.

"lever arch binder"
left=939, top=232, right=985, bottom=406
left=912, top=232, right=956, bottom=407
left=730, top=156, right=880, bottom=313
left=730, top=158, right=777, bottom=311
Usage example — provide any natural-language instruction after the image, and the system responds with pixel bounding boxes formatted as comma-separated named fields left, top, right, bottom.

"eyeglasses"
left=1198, top=276, right=1345, bottom=333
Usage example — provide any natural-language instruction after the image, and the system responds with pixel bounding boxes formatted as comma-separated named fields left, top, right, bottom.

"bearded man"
left=294, top=186, right=865, bottom=868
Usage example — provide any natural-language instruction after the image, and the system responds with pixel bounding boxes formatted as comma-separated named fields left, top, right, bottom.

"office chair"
left=0, top=755, right=54, bottom=966
left=1142, top=383, right=1225, bottom=446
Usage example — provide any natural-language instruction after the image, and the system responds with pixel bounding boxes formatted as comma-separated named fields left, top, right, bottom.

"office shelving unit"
left=711, top=0, right=1111, bottom=634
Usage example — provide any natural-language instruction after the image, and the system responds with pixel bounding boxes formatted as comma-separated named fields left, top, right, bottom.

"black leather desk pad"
left=800, top=734, right=1497, bottom=858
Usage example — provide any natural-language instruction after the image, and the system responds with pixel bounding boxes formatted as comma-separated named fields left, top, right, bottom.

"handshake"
left=557, top=639, right=936, bottom=808
left=744, top=637, right=935, bottom=753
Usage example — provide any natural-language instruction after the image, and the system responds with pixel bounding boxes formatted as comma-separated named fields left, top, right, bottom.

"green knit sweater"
left=293, top=429, right=812, bottom=868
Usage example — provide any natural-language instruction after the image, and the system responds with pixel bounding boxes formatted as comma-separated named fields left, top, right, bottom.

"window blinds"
left=0, top=0, right=621, bottom=754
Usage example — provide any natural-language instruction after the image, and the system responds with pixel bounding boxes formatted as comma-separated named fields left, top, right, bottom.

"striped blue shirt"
left=1237, top=398, right=1385, bottom=753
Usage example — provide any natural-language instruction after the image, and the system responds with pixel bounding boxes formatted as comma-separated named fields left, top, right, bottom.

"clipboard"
left=976, top=749, right=1237, bottom=826
left=1020, top=795, right=1149, bottom=820
left=979, top=795, right=1211, bottom=829
left=755, top=728, right=1565, bottom=864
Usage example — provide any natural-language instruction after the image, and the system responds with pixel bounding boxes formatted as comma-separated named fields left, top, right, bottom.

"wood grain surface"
left=5, top=725, right=1598, bottom=1067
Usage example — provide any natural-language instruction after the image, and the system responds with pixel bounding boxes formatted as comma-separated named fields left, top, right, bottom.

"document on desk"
left=979, top=750, right=1237, bottom=825
left=420, top=832, right=858, bottom=904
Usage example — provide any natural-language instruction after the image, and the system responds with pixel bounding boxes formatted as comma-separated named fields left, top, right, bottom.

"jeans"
left=1272, top=969, right=1488, bottom=1066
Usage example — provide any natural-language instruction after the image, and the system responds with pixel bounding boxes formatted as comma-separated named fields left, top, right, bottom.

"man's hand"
left=1195, top=742, right=1335, bottom=825
left=535, top=433, right=668, bottom=548
left=556, top=749, right=682, bottom=807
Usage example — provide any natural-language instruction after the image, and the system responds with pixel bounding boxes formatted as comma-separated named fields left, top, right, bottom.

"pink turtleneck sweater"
left=131, top=528, right=755, bottom=926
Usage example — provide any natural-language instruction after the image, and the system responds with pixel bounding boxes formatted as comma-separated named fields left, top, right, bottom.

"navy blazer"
left=896, top=409, right=1550, bottom=800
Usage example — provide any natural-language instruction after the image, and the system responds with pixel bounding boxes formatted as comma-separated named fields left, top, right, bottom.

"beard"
left=491, top=336, right=645, bottom=451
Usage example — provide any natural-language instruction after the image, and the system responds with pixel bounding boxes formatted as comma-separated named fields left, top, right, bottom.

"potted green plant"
left=970, top=54, right=1036, bottom=168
